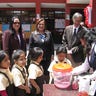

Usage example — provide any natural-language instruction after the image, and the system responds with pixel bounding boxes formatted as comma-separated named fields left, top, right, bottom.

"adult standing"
left=62, top=12, right=88, bottom=67
left=28, top=18, right=54, bottom=82
left=72, top=29, right=96, bottom=96
left=2, top=16, right=26, bottom=59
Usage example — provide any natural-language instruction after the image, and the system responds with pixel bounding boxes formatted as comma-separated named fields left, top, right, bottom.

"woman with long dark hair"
left=2, top=16, right=26, bottom=59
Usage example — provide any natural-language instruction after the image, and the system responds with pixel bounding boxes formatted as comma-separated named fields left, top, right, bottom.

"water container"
left=52, top=62, right=73, bottom=89
left=78, top=77, right=90, bottom=95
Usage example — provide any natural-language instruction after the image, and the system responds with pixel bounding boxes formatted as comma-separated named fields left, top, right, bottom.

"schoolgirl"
left=0, top=50, right=14, bottom=96
left=11, top=50, right=30, bottom=96
left=28, top=47, right=45, bottom=96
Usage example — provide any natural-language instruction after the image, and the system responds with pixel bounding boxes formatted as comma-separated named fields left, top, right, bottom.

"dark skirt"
left=14, top=87, right=26, bottom=96
left=30, top=75, right=45, bottom=96
left=6, top=84, right=14, bottom=96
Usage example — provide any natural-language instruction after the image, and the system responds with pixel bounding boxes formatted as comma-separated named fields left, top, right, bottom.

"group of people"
left=0, top=48, right=46, bottom=96
left=0, top=11, right=96, bottom=96
left=0, top=16, right=54, bottom=96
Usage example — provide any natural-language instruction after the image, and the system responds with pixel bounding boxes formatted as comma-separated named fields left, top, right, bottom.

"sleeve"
left=28, top=65, right=37, bottom=79
left=66, top=59, right=72, bottom=65
left=27, top=33, right=34, bottom=66
left=29, top=32, right=34, bottom=50
left=49, top=33, right=54, bottom=55
left=0, top=75, right=8, bottom=90
left=94, top=44, right=96, bottom=53
left=12, top=69, right=24, bottom=87
left=48, top=61, right=55, bottom=72
left=89, top=45, right=96, bottom=80
left=2, top=31, right=10, bottom=54
left=62, top=28, right=68, bottom=48
left=22, top=31, right=26, bottom=52
left=72, top=57, right=90, bottom=75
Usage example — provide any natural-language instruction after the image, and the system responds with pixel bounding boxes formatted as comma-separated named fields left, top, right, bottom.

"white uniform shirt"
left=28, top=62, right=43, bottom=80
left=72, top=43, right=96, bottom=80
left=11, top=64, right=27, bottom=87
left=48, top=57, right=72, bottom=73
left=0, top=68, right=13, bottom=90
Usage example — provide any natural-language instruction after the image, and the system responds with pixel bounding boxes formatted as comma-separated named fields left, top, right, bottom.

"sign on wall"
left=22, top=24, right=31, bottom=32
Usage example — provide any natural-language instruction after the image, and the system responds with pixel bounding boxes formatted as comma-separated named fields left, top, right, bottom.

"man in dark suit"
left=62, top=12, right=88, bottom=67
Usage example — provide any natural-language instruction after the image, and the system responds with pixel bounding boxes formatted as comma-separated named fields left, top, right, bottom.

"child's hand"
left=25, top=86, right=31, bottom=94
left=36, top=86, right=40, bottom=94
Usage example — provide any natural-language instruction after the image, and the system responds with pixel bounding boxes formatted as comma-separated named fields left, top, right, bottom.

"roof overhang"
left=67, top=0, right=90, bottom=4
left=0, top=3, right=36, bottom=8
left=41, top=3, right=65, bottom=8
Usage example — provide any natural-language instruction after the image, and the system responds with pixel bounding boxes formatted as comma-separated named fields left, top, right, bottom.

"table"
left=43, top=84, right=78, bottom=96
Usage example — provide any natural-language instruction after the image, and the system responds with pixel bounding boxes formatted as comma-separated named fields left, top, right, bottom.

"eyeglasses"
left=13, top=22, right=20, bottom=24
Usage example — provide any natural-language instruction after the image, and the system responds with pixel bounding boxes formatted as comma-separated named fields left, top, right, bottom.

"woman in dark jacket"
left=2, top=16, right=26, bottom=59
left=28, top=18, right=54, bottom=82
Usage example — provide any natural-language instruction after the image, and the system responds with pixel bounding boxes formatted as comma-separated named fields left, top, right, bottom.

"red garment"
left=0, top=90, right=8, bottom=96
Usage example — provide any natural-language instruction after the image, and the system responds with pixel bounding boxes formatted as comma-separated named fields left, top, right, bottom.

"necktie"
left=74, top=28, right=77, bottom=36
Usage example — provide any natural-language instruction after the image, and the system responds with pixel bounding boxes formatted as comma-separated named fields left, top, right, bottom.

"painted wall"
left=0, top=0, right=66, bottom=3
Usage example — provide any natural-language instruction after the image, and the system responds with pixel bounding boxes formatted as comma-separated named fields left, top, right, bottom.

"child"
left=11, top=50, right=30, bottom=96
left=48, top=46, right=72, bottom=84
left=0, top=50, right=14, bottom=96
left=28, top=47, right=45, bottom=96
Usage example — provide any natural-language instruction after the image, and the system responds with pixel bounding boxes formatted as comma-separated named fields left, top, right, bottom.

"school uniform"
left=0, top=68, right=14, bottom=96
left=28, top=61, right=45, bottom=96
left=12, top=64, right=27, bottom=96
left=48, top=57, right=72, bottom=84
left=48, top=57, right=72, bottom=73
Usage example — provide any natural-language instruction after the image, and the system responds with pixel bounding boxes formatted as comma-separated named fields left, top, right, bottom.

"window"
left=0, top=10, right=36, bottom=24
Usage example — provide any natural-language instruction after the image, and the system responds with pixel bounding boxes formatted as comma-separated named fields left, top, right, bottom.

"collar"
left=31, top=60, right=40, bottom=65
left=14, top=64, right=24, bottom=71
left=0, top=68, right=9, bottom=73
left=34, top=30, right=44, bottom=35
left=73, top=24, right=80, bottom=29
left=55, top=56, right=68, bottom=63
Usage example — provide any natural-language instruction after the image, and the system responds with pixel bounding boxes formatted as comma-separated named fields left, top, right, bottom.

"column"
left=65, top=4, right=70, bottom=26
left=36, top=1, right=41, bottom=19
left=91, top=0, right=96, bottom=27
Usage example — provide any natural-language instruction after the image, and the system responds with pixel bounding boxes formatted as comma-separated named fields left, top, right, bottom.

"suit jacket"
left=2, top=30, right=26, bottom=57
left=29, top=30, right=54, bottom=61
left=62, top=25, right=86, bottom=63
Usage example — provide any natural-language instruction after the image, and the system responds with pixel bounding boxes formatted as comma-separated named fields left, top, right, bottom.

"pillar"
left=65, top=4, right=70, bottom=26
left=36, top=1, right=41, bottom=19
left=91, top=0, right=96, bottom=27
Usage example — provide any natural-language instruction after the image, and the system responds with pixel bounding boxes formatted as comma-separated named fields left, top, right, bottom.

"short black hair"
left=0, top=50, right=7, bottom=63
left=56, top=46, right=67, bottom=55
left=12, top=49, right=25, bottom=61
left=84, top=29, right=96, bottom=44
left=29, top=47, right=43, bottom=61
